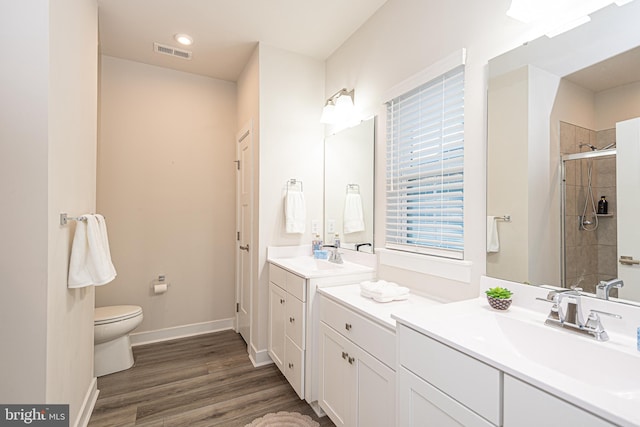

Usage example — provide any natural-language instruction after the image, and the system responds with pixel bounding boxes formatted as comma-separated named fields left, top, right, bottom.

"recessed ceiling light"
left=174, top=34, right=193, bottom=46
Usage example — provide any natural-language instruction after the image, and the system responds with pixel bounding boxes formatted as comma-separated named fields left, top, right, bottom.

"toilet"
left=94, top=305, right=143, bottom=377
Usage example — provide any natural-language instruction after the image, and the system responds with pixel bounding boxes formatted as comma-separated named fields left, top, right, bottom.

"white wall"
left=0, top=0, right=50, bottom=404
left=325, top=0, right=538, bottom=300
left=97, top=56, right=237, bottom=334
left=324, top=0, right=640, bottom=300
left=595, top=81, right=640, bottom=130
left=47, top=0, right=99, bottom=423
left=254, top=44, right=325, bottom=358
left=0, top=1, right=98, bottom=424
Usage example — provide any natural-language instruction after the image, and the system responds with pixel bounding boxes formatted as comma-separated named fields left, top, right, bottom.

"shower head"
left=579, top=143, right=597, bottom=151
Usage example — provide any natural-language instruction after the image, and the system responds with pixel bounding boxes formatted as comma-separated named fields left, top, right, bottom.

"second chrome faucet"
left=538, top=288, right=621, bottom=342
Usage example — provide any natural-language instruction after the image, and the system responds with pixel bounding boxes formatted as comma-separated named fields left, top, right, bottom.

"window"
left=385, top=62, right=465, bottom=259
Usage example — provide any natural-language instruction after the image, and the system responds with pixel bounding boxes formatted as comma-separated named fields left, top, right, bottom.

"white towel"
left=487, top=216, right=500, bottom=253
left=68, top=214, right=117, bottom=288
left=344, top=192, right=365, bottom=234
left=285, top=190, right=306, bottom=234
left=360, top=280, right=410, bottom=303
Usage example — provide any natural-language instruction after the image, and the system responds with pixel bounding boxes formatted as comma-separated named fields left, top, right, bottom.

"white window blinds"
left=385, top=64, right=465, bottom=259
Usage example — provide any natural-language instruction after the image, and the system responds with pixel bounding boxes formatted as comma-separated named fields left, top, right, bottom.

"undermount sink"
left=416, top=303, right=640, bottom=406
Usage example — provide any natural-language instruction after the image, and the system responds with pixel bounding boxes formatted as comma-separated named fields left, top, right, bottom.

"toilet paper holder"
left=152, top=275, right=170, bottom=294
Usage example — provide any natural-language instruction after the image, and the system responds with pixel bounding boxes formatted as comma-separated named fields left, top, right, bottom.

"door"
left=236, top=122, right=252, bottom=343
left=354, top=348, right=395, bottom=427
left=616, top=118, right=640, bottom=301
left=319, top=323, right=351, bottom=427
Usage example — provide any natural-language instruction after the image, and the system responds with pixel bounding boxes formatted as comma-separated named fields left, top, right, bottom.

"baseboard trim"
left=249, top=344, right=273, bottom=367
left=75, top=377, right=99, bottom=427
left=130, top=318, right=235, bottom=347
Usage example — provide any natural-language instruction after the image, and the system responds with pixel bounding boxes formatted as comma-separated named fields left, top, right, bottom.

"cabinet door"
left=397, top=366, right=494, bottom=427
left=353, top=344, right=395, bottom=427
left=268, top=282, right=286, bottom=372
left=319, top=322, right=352, bottom=427
left=285, top=337, right=305, bottom=399
left=285, top=295, right=305, bottom=349
left=504, top=375, right=613, bottom=427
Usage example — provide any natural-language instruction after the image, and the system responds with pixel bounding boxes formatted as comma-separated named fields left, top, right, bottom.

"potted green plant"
left=485, top=287, right=513, bottom=310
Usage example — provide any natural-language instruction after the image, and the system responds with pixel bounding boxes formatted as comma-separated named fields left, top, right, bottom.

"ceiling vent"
left=153, top=42, right=192, bottom=60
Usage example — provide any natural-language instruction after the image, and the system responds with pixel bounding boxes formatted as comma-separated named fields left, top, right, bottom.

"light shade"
left=320, top=88, right=355, bottom=125
left=320, top=101, right=336, bottom=124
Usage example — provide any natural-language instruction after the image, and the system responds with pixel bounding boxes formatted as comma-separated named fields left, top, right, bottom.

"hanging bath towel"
left=285, top=189, right=306, bottom=234
left=68, top=214, right=117, bottom=288
left=344, top=192, right=365, bottom=234
left=487, top=216, right=500, bottom=253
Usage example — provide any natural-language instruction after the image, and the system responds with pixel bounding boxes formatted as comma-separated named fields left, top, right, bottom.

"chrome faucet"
left=596, top=278, right=624, bottom=300
left=323, top=244, right=344, bottom=264
left=538, top=288, right=621, bottom=341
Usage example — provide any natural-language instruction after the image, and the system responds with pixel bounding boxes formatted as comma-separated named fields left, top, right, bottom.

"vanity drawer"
left=286, top=271, right=306, bottom=302
left=285, top=295, right=305, bottom=349
left=320, top=295, right=395, bottom=368
left=269, top=264, right=306, bottom=302
left=398, top=324, right=501, bottom=426
left=269, top=264, right=287, bottom=289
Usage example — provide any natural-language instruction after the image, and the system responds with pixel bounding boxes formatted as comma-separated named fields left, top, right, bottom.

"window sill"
left=378, top=248, right=472, bottom=283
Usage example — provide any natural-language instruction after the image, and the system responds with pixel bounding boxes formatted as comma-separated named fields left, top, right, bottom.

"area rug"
left=245, top=411, right=320, bottom=427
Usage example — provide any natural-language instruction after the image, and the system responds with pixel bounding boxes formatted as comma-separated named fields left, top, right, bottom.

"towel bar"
left=496, top=215, right=511, bottom=222
left=60, top=213, right=87, bottom=226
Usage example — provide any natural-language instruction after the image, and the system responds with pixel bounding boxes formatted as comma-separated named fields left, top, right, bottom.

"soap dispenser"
left=597, top=196, right=608, bottom=214
left=334, top=233, right=341, bottom=248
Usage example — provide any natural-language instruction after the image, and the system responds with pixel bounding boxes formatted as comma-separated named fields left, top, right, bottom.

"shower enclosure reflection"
left=561, top=124, right=617, bottom=295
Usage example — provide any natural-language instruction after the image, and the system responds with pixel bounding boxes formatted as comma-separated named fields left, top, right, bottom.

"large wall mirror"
left=324, top=117, right=375, bottom=253
left=486, top=2, right=640, bottom=303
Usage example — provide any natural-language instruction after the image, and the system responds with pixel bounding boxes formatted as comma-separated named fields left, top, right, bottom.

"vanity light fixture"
left=174, top=33, right=193, bottom=46
left=507, top=0, right=635, bottom=36
left=320, top=88, right=355, bottom=124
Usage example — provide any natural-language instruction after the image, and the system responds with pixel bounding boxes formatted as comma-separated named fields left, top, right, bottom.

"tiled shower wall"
left=560, top=122, right=617, bottom=294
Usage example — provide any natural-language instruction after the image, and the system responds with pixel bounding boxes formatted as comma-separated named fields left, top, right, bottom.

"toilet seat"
left=95, top=305, right=143, bottom=325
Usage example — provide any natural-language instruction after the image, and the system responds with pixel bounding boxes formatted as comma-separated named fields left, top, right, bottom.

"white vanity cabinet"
left=397, top=324, right=501, bottom=427
left=267, top=260, right=376, bottom=407
left=503, top=375, right=613, bottom=427
left=268, top=264, right=307, bottom=399
left=318, top=294, right=396, bottom=427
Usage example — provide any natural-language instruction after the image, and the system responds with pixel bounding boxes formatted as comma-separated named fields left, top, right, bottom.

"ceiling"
left=564, top=45, right=640, bottom=93
left=97, top=0, right=388, bottom=82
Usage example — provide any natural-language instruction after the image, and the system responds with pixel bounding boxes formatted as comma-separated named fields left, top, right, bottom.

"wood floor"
left=88, top=330, right=335, bottom=427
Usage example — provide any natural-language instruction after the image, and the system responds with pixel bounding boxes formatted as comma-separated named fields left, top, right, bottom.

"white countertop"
left=318, top=284, right=442, bottom=331
left=393, top=297, right=640, bottom=427
left=268, top=256, right=375, bottom=279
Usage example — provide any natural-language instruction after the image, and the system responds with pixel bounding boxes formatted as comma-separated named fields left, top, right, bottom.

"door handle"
left=619, top=256, right=640, bottom=265
left=239, top=244, right=250, bottom=252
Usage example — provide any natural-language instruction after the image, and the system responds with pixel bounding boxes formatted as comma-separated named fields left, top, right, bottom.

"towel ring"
left=287, top=179, right=303, bottom=193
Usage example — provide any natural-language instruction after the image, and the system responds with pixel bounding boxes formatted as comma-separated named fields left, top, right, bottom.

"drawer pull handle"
left=348, top=356, right=355, bottom=365
left=345, top=323, right=352, bottom=331
left=342, top=351, right=348, bottom=360
left=280, top=298, right=285, bottom=304
left=288, top=362, right=294, bottom=369
left=289, top=317, right=295, bottom=323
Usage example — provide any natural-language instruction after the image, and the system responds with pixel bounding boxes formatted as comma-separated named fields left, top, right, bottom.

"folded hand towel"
left=487, top=216, right=500, bottom=253
left=360, top=280, right=410, bottom=302
left=68, top=214, right=117, bottom=288
left=285, top=190, right=306, bottom=234
left=344, top=193, right=365, bottom=234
